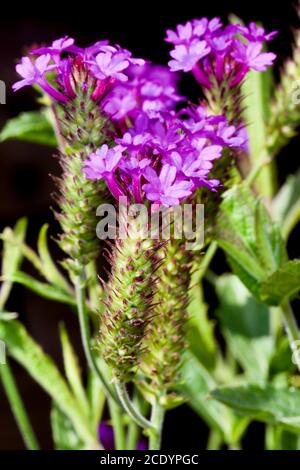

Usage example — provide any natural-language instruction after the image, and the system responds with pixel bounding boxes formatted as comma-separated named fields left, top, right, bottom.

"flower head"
left=166, top=18, right=276, bottom=89
left=13, top=37, right=145, bottom=103
left=82, top=107, right=244, bottom=207
left=102, top=63, right=182, bottom=122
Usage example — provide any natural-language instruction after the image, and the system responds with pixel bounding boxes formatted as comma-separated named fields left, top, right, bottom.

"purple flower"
left=13, top=37, right=144, bottom=104
left=82, top=144, right=125, bottom=199
left=102, top=63, right=182, bottom=121
left=87, top=48, right=145, bottom=82
left=232, top=41, right=276, bottom=72
left=166, top=18, right=276, bottom=88
left=98, top=422, right=147, bottom=450
left=82, top=144, right=123, bottom=179
left=82, top=105, right=243, bottom=206
left=30, top=36, right=75, bottom=58
left=168, top=40, right=210, bottom=72
left=142, top=164, right=193, bottom=207
left=12, top=54, right=68, bottom=102
left=242, top=22, right=277, bottom=42
left=165, top=21, right=195, bottom=45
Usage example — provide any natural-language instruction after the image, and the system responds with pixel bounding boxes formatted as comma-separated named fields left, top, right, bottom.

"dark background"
left=0, top=0, right=299, bottom=450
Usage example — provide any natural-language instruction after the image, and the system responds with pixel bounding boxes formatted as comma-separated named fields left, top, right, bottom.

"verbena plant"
left=1, top=10, right=300, bottom=451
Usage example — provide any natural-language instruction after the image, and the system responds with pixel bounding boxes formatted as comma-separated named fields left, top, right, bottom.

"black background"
left=0, top=0, right=299, bottom=450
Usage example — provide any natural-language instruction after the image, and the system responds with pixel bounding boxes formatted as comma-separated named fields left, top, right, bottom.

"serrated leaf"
left=212, top=384, right=300, bottom=433
left=2, top=271, right=76, bottom=306
left=260, top=260, right=300, bottom=305
left=215, top=274, right=273, bottom=384
left=37, top=224, right=72, bottom=293
left=0, top=110, right=56, bottom=146
left=51, top=405, right=84, bottom=450
left=0, top=320, right=95, bottom=445
left=217, top=184, right=287, bottom=301
left=59, top=324, right=89, bottom=417
left=177, top=352, right=247, bottom=443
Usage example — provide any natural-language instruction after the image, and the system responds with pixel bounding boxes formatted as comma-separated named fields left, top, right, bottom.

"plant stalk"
left=75, top=270, right=118, bottom=404
left=0, top=361, right=40, bottom=450
left=115, top=381, right=153, bottom=430
left=149, top=398, right=165, bottom=450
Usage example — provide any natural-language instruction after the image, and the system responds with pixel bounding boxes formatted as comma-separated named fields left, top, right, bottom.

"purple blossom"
left=102, top=63, right=182, bottom=121
left=232, top=41, right=276, bottom=72
left=142, top=164, right=193, bottom=207
left=13, top=37, right=145, bottom=104
left=166, top=18, right=276, bottom=88
left=12, top=54, right=68, bottom=102
left=82, top=144, right=123, bottom=179
left=30, top=36, right=75, bottom=58
left=82, top=144, right=125, bottom=199
left=242, top=22, right=277, bottom=42
left=168, top=40, right=210, bottom=72
left=99, top=422, right=147, bottom=450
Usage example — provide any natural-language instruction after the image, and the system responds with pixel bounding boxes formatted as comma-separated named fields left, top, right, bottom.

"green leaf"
left=260, top=260, right=300, bottom=305
left=215, top=274, right=273, bottom=384
left=217, top=184, right=287, bottom=301
left=0, top=320, right=95, bottom=444
left=51, top=405, right=84, bottom=450
left=0, top=111, right=56, bottom=147
left=37, top=224, right=72, bottom=293
left=59, top=324, right=89, bottom=417
left=2, top=271, right=76, bottom=306
left=178, top=352, right=247, bottom=444
left=212, top=384, right=300, bottom=433
left=0, top=218, right=28, bottom=310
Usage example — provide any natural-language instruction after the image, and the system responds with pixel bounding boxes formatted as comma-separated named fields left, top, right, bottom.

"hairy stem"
left=115, top=381, right=153, bottom=430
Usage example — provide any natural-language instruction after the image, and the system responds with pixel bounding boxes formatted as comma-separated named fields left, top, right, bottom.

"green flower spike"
left=53, top=60, right=113, bottom=275
left=99, top=210, right=162, bottom=384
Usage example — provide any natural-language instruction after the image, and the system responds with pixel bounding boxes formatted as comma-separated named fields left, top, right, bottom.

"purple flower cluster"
left=102, top=63, right=182, bottom=122
left=82, top=108, right=245, bottom=207
left=165, top=18, right=276, bottom=88
left=13, top=36, right=145, bottom=103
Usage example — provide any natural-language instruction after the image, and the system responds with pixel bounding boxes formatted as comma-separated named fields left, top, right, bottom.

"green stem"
left=149, top=398, right=165, bottom=450
left=282, top=201, right=300, bottom=241
left=75, top=271, right=118, bottom=404
left=115, top=381, right=153, bottom=430
left=206, top=429, right=223, bottom=450
left=108, top=398, right=126, bottom=450
left=192, top=241, right=218, bottom=286
left=0, top=361, right=40, bottom=450
left=280, top=301, right=300, bottom=372
left=245, top=150, right=272, bottom=189
left=126, top=392, right=140, bottom=450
